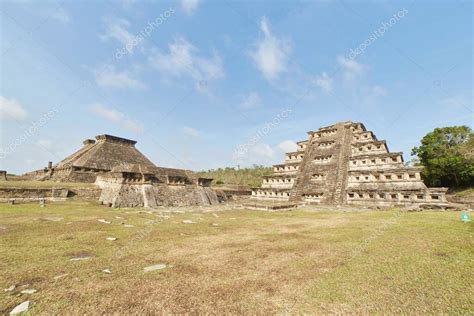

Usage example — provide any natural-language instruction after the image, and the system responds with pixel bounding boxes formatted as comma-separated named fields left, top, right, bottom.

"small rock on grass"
left=43, top=217, right=64, bottom=222
left=102, top=269, right=111, bottom=274
left=144, top=264, right=167, bottom=272
left=212, top=213, right=219, bottom=218
left=4, top=285, right=15, bottom=292
left=70, top=257, right=92, bottom=261
left=211, top=223, right=219, bottom=227
left=106, top=237, right=117, bottom=241
left=9, top=301, right=29, bottom=315
left=182, top=220, right=196, bottom=224
left=20, top=289, right=37, bottom=295
left=98, top=219, right=111, bottom=224
left=123, top=224, right=134, bottom=228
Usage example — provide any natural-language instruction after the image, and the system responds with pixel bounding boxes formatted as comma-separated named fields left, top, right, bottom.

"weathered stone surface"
left=9, top=301, right=29, bottom=315
left=106, top=237, right=117, bottom=241
left=252, top=121, right=448, bottom=207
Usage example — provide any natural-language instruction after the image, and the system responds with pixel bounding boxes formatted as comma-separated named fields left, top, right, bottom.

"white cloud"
left=149, top=37, right=224, bottom=91
left=372, top=85, right=387, bottom=97
left=314, top=72, right=333, bottom=92
left=95, top=66, right=145, bottom=89
left=277, top=140, right=297, bottom=153
left=100, top=17, right=136, bottom=53
left=249, top=16, right=291, bottom=81
left=337, top=56, right=366, bottom=80
left=90, top=103, right=123, bottom=123
left=0, top=96, right=28, bottom=121
left=240, top=92, right=262, bottom=109
left=181, top=0, right=200, bottom=15
left=250, top=143, right=276, bottom=162
left=183, top=126, right=199, bottom=137
left=45, top=7, right=70, bottom=23
left=90, top=103, right=144, bottom=133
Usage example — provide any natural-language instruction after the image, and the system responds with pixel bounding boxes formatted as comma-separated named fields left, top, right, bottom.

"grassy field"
left=0, top=202, right=472, bottom=314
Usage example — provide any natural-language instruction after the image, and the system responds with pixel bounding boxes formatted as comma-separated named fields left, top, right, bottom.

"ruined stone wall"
left=0, top=188, right=69, bottom=202
left=67, top=187, right=102, bottom=201
left=97, top=172, right=219, bottom=208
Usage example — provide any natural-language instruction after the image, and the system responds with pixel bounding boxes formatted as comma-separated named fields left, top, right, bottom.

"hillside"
left=197, top=166, right=273, bottom=188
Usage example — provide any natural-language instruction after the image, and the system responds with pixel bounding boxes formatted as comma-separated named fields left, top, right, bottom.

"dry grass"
left=0, top=202, right=472, bottom=314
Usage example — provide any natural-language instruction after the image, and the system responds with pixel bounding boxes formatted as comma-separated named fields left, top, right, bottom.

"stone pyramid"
left=252, top=121, right=448, bottom=207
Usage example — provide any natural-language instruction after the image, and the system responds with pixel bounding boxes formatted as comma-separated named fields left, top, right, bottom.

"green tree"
left=411, top=126, right=474, bottom=187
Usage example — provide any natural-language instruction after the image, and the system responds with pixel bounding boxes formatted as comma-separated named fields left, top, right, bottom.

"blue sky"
left=0, top=0, right=472, bottom=174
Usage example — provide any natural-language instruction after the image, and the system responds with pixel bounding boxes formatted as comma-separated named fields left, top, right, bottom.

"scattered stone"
left=53, top=274, right=69, bottom=280
left=70, top=257, right=92, bottom=261
left=43, top=217, right=64, bottom=222
left=106, top=237, right=117, bottom=241
left=9, top=301, right=29, bottom=315
left=98, top=219, right=111, bottom=224
left=211, top=223, right=219, bottom=227
left=20, top=289, right=37, bottom=295
left=123, top=224, right=134, bottom=228
left=174, top=210, right=185, bottom=214
left=182, top=220, right=196, bottom=224
left=115, top=216, right=124, bottom=219
left=212, top=213, right=219, bottom=218
left=102, top=269, right=111, bottom=274
left=4, top=285, right=15, bottom=292
left=144, top=264, right=167, bottom=272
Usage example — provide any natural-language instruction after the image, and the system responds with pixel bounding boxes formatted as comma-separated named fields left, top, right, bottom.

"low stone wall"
left=0, top=187, right=69, bottom=202
left=214, top=185, right=252, bottom=200
left=0, top=186, right=102, bottom=203
left=67, top=187, right=102, bottom=201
